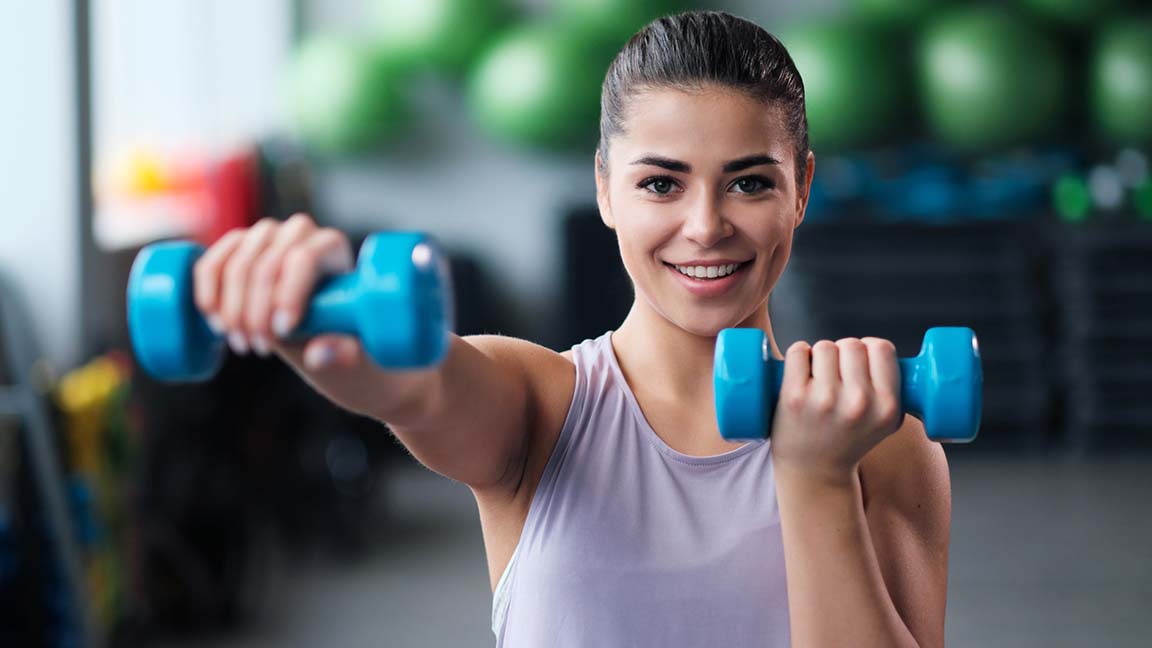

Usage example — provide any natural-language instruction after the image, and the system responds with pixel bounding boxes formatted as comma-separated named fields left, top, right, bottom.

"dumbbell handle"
left=758, top=357, right=928, bottom=423
left=291, top=273, right=364, bottom=337
left=137, top=245, right=370, bottom=341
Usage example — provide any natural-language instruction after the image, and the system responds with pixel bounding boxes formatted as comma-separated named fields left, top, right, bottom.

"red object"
left=196, top=147, right=262, bottom=246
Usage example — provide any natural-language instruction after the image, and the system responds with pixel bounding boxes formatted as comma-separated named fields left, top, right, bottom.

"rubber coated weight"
left=128, top=232, right=453, bottom=382
left=714, top=327, right=982, bottom=443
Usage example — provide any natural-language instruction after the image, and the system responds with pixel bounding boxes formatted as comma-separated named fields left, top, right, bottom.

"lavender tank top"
left=491, top=331, right=790, bottom=646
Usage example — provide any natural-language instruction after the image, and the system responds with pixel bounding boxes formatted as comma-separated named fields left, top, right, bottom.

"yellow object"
left=57, top=356, right=126, bottom=475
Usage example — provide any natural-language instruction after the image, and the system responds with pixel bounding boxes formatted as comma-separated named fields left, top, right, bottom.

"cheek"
left=615, top=209, right=675, bottom=260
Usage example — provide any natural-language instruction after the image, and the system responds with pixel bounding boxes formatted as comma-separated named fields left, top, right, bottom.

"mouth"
left=663, top=260, right=752, bottom=281
left=661, top=258, right=753, bottom=298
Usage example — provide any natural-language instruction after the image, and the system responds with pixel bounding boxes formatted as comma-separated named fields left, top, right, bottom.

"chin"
left=667, top=307, right=746, bottom=339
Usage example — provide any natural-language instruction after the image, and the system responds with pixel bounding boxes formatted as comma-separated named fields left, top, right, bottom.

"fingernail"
left=228, top=332, right=249, bottom=355
left=304, top=343, right=335, bottom=371
left=272, top=310, right=294, bottom=339
left=251, top=335, right=270, bottom=357
left=207, top=315, right=225, bottom=334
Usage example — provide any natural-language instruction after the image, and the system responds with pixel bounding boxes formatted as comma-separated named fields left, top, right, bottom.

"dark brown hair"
left=598, top=10, right=810, bottom=190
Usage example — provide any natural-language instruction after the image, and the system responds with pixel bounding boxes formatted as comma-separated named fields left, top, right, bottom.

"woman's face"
left=596, top=85, right=814, bottom=337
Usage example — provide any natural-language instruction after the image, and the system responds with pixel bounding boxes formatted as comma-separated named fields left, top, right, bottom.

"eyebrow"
left=629, top=153, right=781, bottom=174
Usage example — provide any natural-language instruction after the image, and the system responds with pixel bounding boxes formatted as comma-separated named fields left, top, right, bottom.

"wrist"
left=773, top=458, right=858, bottom=494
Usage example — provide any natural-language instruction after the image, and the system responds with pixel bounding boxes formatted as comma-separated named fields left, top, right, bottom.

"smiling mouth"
left=663, top=260, right=752, bottom=280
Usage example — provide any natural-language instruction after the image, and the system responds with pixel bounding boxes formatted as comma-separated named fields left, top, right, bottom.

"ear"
left=793, top=150, right=815, bottom=230
left=594, top=150, right=615, bottom=230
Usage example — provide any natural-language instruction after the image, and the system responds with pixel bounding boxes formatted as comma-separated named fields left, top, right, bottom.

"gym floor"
left=153, top=453, right=1152, bottom=648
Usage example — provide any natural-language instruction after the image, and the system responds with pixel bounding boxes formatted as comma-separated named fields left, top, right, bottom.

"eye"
left=730, top=175, right=774, bottom=195
left=638, top=176, right=679, bottom=195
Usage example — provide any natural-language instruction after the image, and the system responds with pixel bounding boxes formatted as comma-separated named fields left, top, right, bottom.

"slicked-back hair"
left=598, top=10, right=810, bottom=190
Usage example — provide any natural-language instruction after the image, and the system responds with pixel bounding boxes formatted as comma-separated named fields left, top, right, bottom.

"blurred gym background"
left=2, top=0, right=1150, bottom=646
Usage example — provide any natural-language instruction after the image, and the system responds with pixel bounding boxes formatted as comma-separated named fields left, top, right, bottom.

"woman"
left=193, top=10, right=949, bottom=647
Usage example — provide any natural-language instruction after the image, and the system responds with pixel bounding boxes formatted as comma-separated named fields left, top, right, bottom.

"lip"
left=666, top=258, right=750, bottom=266
left=663, top=259, right=751, bottom=298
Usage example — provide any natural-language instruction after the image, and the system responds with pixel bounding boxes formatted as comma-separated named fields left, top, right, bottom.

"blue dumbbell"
left=714, top=327, right=982, bottom=442
left=127, top=232, right=453, bottom=382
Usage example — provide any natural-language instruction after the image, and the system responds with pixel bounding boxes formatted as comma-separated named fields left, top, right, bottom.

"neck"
left=611, top=298, right=783, bottom=404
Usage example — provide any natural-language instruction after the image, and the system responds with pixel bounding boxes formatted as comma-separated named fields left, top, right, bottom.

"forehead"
left=612, top=85, right=792, bottom=166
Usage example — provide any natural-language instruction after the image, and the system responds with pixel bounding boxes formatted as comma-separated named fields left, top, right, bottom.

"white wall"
left=0, top=0, right=80, bottom=372
left=0, top=0, right=292, bottom=373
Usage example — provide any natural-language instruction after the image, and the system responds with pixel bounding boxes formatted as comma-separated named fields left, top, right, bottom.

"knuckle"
left=809, top=390, right=836, bottom=414
left=780, top=387, right=806, bottom=412
left=223, top=256, right=249, bottom=284
left=286, top=212, right=315, bottom=227
left=251, top=253, right=281, bottom=285
left=787, top=341, right=811, bottom=356
left=812, top=340, right=837, bottom=354
left=192, top=258, right=215, bottom=290
left=875, top=398, right=902, bottom=427
left=314, top=227, right=350, bottom=251
left=836, top=337, right=865, bottom=352
left=284, top=245, right=318, bottom=270
left=840, top=390, right=871, bottom=420
left=863, top=337, right=896, bottom=354
left=252, top=216, right=279, bottom=232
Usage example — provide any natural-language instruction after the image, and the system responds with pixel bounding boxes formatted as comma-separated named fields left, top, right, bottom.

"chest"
left=633, top=393, right=747, bottom=458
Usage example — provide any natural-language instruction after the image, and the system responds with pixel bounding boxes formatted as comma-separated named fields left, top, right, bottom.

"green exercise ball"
left=1017, top=0, right=1121, bottom=24
left=1092, top=20, right=1152, bottom=144
left=919, top=7, right=1065, bottom=150
left=287, top=36, right=409, bottom=155
left=553, top=0, right=686, bottom=44
left=781, top=21, right=905, bottom=150
left=468, top=23, right=615, bottom=149
left=370, top=0, right=514, bottom=74
left=851, top=0, right=951, bottom=24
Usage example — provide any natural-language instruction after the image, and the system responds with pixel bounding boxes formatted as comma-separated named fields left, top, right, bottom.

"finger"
left=779, top=341, right=812, bottom=406
left=218, top=219, right=280, bottom=351
left=272, top=228, right=354, bottom=339
left=836, top=338, right=871, bottom=393
left=192, top=229, right=246, bottom=332
left=862, top=337, right=901, bottom=426
left=837, top=338, right=871, bottom=420
left=243, top=215, right=317, bottom=355
left=809, top=340, right=840, bottom=412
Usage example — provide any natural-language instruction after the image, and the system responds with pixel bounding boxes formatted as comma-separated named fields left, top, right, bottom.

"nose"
left=681, top=194, right=733, bottom=248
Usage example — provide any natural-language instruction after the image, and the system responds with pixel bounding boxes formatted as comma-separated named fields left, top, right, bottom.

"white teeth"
left=673, top=263, right=741, bottom=279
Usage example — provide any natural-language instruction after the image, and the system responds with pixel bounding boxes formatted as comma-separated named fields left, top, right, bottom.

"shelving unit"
left=1050, top=222, right=1152, bottom=451
left=788, top=221, right=1054, bottom=451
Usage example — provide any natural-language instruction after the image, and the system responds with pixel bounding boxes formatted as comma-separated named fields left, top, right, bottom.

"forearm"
left=775, top=466, right=919, bottom=648
left=282, top=334, right=532, bottom=488
left=276, top=339, right=441, bottom=423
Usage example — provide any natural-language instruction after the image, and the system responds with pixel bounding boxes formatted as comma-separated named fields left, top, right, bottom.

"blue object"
left=714, top=327, right=982, bottom=442
left=128, top=232, right=454, bottom=381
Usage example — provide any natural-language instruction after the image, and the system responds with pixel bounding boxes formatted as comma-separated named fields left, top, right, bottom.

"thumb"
left=298, top=335, right=366, bottom=372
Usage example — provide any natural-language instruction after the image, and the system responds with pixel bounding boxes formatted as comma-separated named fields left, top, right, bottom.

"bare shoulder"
left=464, top=335, right=576, bottom=492
left=859, top=415, right=951, bottom=518
left=464, top=335, right=575, bottom=408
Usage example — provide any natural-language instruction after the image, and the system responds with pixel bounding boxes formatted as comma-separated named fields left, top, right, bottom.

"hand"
left=769, top=338, right=904, bottom=485
left=192, top=213, right=363, bottom=371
